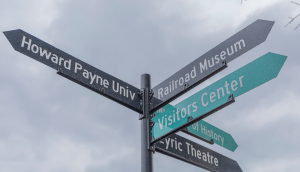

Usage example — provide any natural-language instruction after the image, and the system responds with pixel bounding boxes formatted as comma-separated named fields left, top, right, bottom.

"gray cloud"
left=0, top=0, right=299, bottom=172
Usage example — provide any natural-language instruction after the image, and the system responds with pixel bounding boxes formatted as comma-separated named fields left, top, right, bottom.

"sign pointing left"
left=4, top=29, right=142, bottom=113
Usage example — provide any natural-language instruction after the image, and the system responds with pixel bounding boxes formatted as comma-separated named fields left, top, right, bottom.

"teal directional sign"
left=155, top=134, right=243, bottom=172
left=184, top=120, right=238, bottom=152
left=155, top=105, right=238, bottom=151
left=151, top=52, right=287, bottom=143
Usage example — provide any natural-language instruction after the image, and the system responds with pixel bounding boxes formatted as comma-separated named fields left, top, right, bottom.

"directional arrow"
left=155, top=134, right=243, bottom=172
left=184, top=120, right=238, bottom=152
left=155, top=105, right=238, bottom=151
left=4, top=29, right=143, bottom=113
left=151, top=52, right=287, bottom=143
left=150, top=19, right=275, bottom=113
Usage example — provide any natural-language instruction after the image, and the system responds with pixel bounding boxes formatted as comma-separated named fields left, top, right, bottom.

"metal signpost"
left=151, top=52, right=287, bottom=144
left=140, top=74, right=153, bottom=172
left=4, top=19, right=286, bottom=172
left=150, top=19, right=275, bottom=113
left=155, top=134, right=243, bottom=172
left=183, top=120, right=238, bottom=152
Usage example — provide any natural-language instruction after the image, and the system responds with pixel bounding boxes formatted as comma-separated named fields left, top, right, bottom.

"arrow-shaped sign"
left=155, top=105, right=238, bottom=151
left=183, top=120, right=238, bottom=152
left=4, top=29, right=143, bottom=113
left=151, top=52, right=287, bottom=143
left=155, top=134, right=243, bottom=172
left=150, top=19, right=275, bottom=113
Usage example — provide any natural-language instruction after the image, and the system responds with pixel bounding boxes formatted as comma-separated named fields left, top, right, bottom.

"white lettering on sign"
left=156, top=39, right=246, bottom=100
left=21, top=36, right=72, bottom=70
left=156, top=75, right=244, bottom=131
left=157, top=102, right=197, bottom=130
left=192, top=122, right=224, bottom=146
left=20, top=36, right=136, bottom=101
left=159, top=137, right=219, bottom=167
left=158, top=66, right=196, bottom=99
left=201, top=76, right=243, bottom=107
left=186, top=142, right=218, bottom=166
left=199, top=39, right=246, bottom=73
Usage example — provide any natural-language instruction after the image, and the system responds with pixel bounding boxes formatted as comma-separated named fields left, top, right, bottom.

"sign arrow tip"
left=3, top=29, right=23, bottom=51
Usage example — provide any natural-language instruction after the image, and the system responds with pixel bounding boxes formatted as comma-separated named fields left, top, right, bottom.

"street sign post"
left=4, top=29, right=143, bottom=113
left=4, top=19, right=286, bottom=172
left=155, top=134, right=243, bottom=172
left=150, top=19, right=275, bottom=113
left=183, top=120, right=238, bottom=152
left=151, top=52, right=287, bottom=144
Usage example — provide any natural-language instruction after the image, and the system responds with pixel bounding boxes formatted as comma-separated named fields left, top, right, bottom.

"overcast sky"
left=0, top=0, right=300, bottom=172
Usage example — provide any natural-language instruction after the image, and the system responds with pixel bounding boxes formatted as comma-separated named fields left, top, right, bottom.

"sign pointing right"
left=152, top=52, right=287, bottom=144
left=151, top=19, right=275, bottom=113
left=184, top=120, right=238, bottom=152
left=155, top=105, right=238, bottom=152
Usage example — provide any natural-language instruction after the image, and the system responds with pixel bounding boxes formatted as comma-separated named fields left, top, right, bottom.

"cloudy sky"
left=0, top=0, right=300, bottom=172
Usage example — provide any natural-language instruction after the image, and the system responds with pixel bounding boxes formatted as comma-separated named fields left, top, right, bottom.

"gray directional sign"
left=155, top=134, right=243, bottom=172
left=4, top=29, right=142, bottom=113
left=150, top=19, right=275, bottom=113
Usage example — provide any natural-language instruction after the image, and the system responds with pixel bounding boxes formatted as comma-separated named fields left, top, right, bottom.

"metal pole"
left=141, top=74, right=153, bottom=172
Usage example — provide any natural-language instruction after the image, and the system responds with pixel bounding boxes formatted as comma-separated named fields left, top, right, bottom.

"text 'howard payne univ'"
left=4, top=29, right=142, bottom=112
left=21, top=36, right=136, bottom=100
left=157, top=39, right=246, bottom=99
